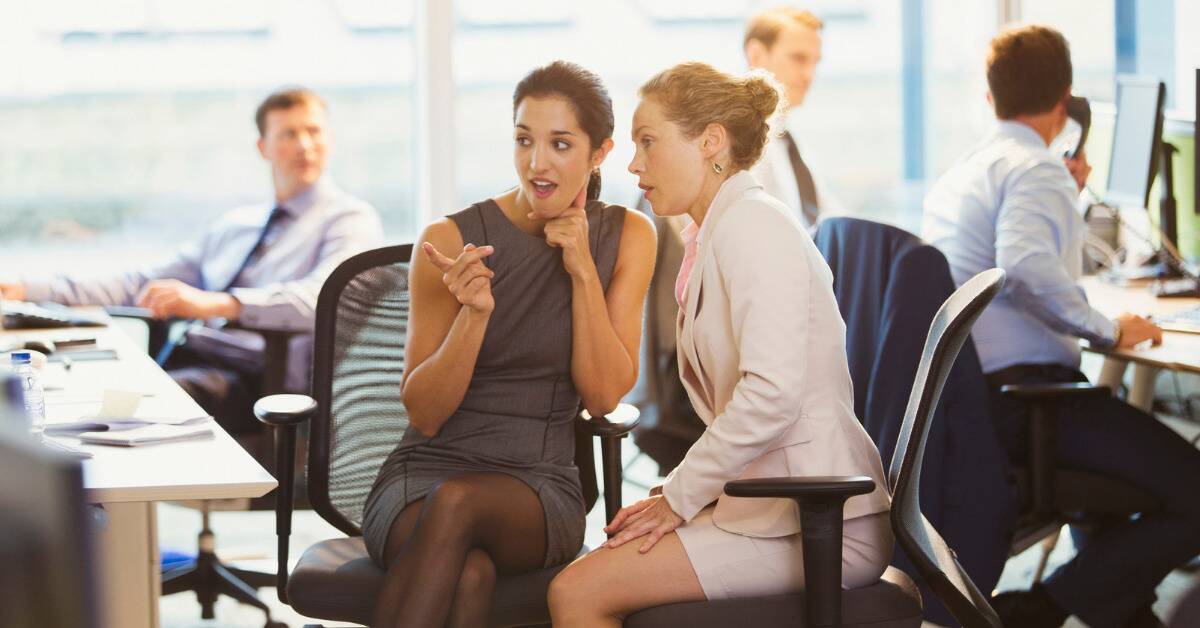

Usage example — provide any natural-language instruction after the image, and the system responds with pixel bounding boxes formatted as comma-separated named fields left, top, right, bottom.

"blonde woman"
left=548, top=62, right=892, bottom=626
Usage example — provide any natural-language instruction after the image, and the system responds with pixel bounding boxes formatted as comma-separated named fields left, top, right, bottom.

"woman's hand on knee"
left=602, top=496, right=683, bottom=554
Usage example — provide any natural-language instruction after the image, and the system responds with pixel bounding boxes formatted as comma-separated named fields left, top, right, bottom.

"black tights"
left=371, top=472, right=548, bottom=628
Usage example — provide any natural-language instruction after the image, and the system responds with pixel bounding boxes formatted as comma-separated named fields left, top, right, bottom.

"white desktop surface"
left=1080, top=276, right=1200, bottom=376
left=40, top=329, right=275, bottom=502
left=1080, top=276, right=1200, bottom=412
left=3, top=320, right=277, bottom=628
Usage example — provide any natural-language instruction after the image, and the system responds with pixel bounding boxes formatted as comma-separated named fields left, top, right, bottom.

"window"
left=0, top=0, right=416, bottom=273
left=923, top=1, right=998, bottom=185
left=451, top=0, right=904, bottom=220
left=1021, top=0, right=1116, bottom=104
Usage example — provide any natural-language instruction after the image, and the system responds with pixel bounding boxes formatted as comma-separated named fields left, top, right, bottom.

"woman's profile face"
left=627, top=97, right=705, bottom=217
left=513, top=95, right=599, bottom=219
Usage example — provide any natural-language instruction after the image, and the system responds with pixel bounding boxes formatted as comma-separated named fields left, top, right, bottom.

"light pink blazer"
left=661, top=171, right=890, bottom=538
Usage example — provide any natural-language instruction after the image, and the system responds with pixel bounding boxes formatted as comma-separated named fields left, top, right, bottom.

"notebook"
left=78, top=423, right=213, bottom=447
left=44, top=388, right=210, bottom=434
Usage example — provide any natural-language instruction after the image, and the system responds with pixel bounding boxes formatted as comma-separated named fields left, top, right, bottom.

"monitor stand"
left=1102, top=141, right=1189, bottom=284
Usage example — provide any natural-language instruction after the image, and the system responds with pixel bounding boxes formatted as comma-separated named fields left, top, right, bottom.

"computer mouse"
left=21, top=339, right=55, bottom=355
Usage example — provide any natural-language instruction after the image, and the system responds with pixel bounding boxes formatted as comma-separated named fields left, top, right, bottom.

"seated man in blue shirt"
left=923, top=24, right=1200, bottom=628
left=1, top=87, right=382, bottom=435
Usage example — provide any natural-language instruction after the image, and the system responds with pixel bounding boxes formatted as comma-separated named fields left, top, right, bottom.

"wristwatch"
left=1111, top=319, right=1123, bottom=347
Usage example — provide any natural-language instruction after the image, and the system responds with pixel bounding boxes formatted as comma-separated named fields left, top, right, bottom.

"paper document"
left=44, top=388, right=210, bottom=432
left=78, top=423, right=213, bottom=447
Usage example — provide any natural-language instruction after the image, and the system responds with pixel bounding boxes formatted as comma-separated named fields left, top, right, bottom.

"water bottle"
left=11, top=352, right=45, bottom=435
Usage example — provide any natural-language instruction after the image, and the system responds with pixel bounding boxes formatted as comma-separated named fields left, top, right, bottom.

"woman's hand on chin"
left=601, top=495, right=684, bottom=554
left=541, top=186, right=596, bottom=279
left=422, top=241, right=496, bottom=314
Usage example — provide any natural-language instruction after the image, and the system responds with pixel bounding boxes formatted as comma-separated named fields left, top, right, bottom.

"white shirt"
left=751, top=126, right=844, bottom=231
left=921, top=120, right=1116, bottom=374
left=23, top=179, right=383, bottom=390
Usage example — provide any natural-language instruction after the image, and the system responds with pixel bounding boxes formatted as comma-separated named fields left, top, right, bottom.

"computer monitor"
left=1106, top=75, right=1166, bottom=210
left=0, top=409, right=98, bottom=628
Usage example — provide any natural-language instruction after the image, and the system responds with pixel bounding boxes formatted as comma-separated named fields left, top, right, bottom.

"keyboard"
left=1155, top=305, right=1200, bottom=335
left=1, top=301, right=107, bottom=329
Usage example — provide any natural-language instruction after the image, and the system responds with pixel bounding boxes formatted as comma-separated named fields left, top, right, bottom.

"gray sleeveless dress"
left=362, top=198, right=626, bottom=568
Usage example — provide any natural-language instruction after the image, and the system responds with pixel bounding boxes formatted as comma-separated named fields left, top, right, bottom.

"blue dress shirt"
left=921, top=121, right=1116, bottom=374
left=22, top=179, right=383, bottom=390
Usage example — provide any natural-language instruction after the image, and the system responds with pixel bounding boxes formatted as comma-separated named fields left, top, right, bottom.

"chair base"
left=162, top=526, right=285, bottom=628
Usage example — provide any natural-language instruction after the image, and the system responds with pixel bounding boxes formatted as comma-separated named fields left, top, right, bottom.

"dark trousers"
left=988, top=364, right=1200, bottom=627
left=163, top=345, right=263, bottom=436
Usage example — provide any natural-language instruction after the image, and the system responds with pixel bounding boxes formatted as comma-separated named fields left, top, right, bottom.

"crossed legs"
left=371, top=472, right=548, bottom=628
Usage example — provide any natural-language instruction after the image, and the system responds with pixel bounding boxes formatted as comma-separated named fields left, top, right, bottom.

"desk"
left=1080, top=276, right=1200, bottom=411
left=1, top=323, right=276, bottom=628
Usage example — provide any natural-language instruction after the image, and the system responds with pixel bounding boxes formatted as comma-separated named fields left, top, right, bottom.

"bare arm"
left=399, top=220, right=496, bottom=437
left=546, top=201, right=657, bottom=417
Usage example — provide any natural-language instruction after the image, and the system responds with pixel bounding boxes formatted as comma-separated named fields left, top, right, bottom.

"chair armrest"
left=253, top=393, right=315, bottom=605
left=1000, top=384, right=1109, bottom=515
left=578, top=403, right=641, bottom=526
left=579, top=402, right=641, bottom=438
left=725, top=476, right=875, bottom=628
left=224, top=322, right=309, bottom=395
left=1000, top=382, right=1111, bottom=400
left=724, top=475, right=876, bottom=500
left=254, top=394, right=317, bottom=427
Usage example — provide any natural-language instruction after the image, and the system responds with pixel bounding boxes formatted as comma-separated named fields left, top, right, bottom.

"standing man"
left=923, top=25, right=1200, bottom=628
left=744, top=6, right=842, bottom=229
left=1, top=87, right=383, bottom=436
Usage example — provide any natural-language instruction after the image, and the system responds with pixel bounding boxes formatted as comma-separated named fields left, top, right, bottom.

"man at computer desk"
left=922, top=25, right=1200, bottom=628
left=0, top=87, right=382, bottom=436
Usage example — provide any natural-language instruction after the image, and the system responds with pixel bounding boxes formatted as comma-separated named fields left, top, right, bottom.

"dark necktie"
left=155, top=205, right=288, bottom=366
left=220, top=205, right=289, bottom=292
left=781, top=131, right=820, bottom=227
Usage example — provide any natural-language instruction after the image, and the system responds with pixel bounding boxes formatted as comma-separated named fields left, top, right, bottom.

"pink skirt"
left=675, top=506, right=893, bottom=600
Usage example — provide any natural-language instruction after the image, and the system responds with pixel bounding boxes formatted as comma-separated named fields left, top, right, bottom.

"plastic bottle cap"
left=10, top=352, right=32, bottom=365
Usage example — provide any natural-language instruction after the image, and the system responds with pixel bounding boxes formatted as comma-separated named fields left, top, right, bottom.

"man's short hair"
left=743, top=6, right=823, bottom=51
left=254, top=87, right=326, bottom=137
left=987, top=25, right=1072, bottom=119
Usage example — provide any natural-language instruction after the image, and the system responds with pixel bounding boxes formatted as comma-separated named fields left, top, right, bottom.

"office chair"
left=885, top=268, right=1007, bottom=628
left=107, top=308, right=305, bottom=627
left=999, top=380, right=1162, bottom=578
left=252, top=243, right=639, bottom=627
left=620, top=278, right=1019, bottom=628
left=813, top=216, right=1015, bottom=623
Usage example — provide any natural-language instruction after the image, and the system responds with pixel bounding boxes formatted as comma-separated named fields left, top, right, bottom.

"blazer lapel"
left=676, top=171, right=761, bottom=418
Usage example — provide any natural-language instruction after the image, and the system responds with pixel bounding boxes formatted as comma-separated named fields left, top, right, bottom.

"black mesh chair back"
left=308, top=244, right=415, bottom=535
left=307, top=244, right=601, bottom=536
left=888, top=268, right=1006, bottom=628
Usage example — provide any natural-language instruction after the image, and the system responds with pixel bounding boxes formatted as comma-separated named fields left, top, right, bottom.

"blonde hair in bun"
left=639, top=62, right=783, bottom=170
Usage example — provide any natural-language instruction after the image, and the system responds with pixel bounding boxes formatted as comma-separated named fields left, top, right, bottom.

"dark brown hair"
left=513, top=61, right=614, bottom=201
left=987, top=25, right=1073, bottom=119
left=255, top=87, right=326, bottom=137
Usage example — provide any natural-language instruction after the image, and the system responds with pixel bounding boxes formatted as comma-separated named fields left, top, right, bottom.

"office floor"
left=159, top=369, right=1200, bottom=628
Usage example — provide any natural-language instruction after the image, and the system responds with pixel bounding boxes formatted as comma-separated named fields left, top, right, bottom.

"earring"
left=712, top=162, right=724, bottom=174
